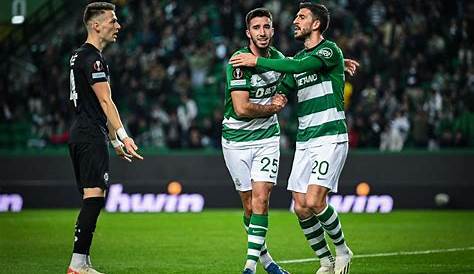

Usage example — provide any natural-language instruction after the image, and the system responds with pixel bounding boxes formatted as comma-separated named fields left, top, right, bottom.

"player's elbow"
left=98, top=95, right=113, bottom=106
left=234, top=105, right=248, bottom=118
left=99, top=97, right=113, bottom=113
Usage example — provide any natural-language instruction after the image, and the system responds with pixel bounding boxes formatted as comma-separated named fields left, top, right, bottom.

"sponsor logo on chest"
left=297, top=73, right=318, bottom=86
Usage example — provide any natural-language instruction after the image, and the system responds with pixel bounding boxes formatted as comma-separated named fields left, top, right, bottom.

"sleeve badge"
left=232, top=67, right=244, bottom=79
left=93, top=60, right=104, bottom=71
left=317, top=48, right=333, bottom=59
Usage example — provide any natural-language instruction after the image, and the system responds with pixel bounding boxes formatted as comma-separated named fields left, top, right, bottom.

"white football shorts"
left=288, top=142, right=348, bottom=193
left=222, top=144, right=280, bottom=192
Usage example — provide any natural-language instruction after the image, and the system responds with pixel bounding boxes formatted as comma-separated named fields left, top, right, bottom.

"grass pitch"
left=1, top=210, right=473, bottom=274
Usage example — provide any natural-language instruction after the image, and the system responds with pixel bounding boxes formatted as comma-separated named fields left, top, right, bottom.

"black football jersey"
left=68, top=43, right=110, bottom=144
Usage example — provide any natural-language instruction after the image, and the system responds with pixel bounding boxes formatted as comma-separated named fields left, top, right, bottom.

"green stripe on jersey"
left=222, top=123, right=280, bottom=142
left=297, top=94, right=337, bottom=117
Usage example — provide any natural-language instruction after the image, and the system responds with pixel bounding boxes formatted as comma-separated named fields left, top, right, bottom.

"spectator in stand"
left=2, top=0, right=473, bottom=150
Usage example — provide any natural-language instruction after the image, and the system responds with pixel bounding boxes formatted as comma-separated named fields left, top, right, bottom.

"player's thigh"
left=287, top=148, right=312, bottom=193
left=308, top=142, right=348, bottom=193
left=68, top=144, right=82, bottom=185
left=222, top=147, right=252, bottom=191
left=251, top=145, right=280, bottom=185
left=74, top=143, right=110, bottom=194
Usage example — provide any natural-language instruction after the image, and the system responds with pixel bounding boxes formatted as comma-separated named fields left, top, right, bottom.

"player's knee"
left=83, top=187, right=105, bottom=199
left=306, top=197, right=327, bottom=214
left=293, top=202, right=310, bottom=217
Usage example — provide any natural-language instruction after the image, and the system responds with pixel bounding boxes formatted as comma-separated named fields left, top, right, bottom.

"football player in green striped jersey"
left=222, top=7, right=290, bottom=274
left=230, top=3, right=358, bottom=274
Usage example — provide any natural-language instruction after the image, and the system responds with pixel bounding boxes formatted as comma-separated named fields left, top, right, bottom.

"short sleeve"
left=84, top=54, right=109, bottom=85
left=226, top=64, right=251, bottom=91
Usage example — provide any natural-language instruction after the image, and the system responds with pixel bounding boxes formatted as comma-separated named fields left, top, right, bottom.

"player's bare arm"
left=231, top=90, right=285, bottom=118
left=92, top=82, right=143, bottom=160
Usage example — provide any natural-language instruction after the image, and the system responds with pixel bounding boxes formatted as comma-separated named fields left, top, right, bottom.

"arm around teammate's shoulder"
left=256, top=55, right=324, bottom=74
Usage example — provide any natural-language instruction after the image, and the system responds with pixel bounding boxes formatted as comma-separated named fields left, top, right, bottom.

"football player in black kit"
left=67, top=2, right=143, bottom=274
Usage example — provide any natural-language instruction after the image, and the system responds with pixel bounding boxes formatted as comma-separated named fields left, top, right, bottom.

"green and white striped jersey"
left=222, top=46, right=285, bottom=149
left=280, top=40, right=348, bottom=149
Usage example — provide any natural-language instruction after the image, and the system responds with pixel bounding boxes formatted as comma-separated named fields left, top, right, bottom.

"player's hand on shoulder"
left=229, top=53, right=257, bottom=67
left=122, top=137, right=144, bottom=160
left=344, top=58, right=360, bottom=76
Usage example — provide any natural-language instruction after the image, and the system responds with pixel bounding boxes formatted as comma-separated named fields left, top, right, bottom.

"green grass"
left=1, top=210, right=474, bottom=273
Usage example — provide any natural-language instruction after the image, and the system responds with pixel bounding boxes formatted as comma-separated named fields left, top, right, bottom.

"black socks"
left=73, top=197, right=105, bottom=254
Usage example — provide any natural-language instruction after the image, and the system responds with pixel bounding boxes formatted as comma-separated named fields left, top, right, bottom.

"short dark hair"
left=245, top=8, right=273, bottom=29
left=83, top=2, right=115, bottom=27
left=299, top=2, right=330, bottom=34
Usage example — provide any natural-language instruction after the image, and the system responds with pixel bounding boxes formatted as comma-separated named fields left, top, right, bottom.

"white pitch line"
left=277, top=246, right=474, bottom=264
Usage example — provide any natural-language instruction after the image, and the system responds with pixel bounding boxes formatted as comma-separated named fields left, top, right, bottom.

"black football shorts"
left=68, top=143, right=110, bottom=194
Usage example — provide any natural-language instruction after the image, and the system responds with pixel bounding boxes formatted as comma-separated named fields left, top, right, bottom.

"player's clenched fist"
left=271, top=94, right=288, bottom=108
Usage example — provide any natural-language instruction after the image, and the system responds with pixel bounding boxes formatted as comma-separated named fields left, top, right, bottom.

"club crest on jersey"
left=233, top=68, right=243, bottom=79
left=317, top=47, right=333, bottom=59
left=93, top=60, right=103, bottom=71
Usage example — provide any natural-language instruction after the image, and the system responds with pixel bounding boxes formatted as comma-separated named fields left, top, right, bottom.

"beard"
left=294, top=28, right=311, bottom=41
left=250, top=35, right=271, bottom=50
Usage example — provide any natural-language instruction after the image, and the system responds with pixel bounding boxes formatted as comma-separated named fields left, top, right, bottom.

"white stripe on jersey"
left=223, top=115, right=278, bottom=131
left=249, top=97, right=272, bottom=105
left=251, top=71, right=281, bottom=87
left=298, top=109, right=346, bottom=130
left=297, top=81, right=333, bottom=103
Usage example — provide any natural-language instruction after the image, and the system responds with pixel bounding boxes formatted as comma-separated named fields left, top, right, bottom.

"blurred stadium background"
left=0, top=0, right=473, bottom=273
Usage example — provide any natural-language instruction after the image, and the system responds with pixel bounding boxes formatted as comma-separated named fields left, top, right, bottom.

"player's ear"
left=92, top=21, right=100, bottom=32
left=270, top=27, right=274, bottom=38
left=245, top=29, right=251, bottom=39
left=312, top=19, right=320, bottom=32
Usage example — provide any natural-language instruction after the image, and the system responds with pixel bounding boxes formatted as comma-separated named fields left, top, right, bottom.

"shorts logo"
left=233, top=68, right=243, bottom=79
left=234, top=178, right=241, bottom=187
left=317, top=48, right=333, bottom=59
left=104, top=172, right=109, bottom=182
left=93, top=60, right=103, bottom=71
